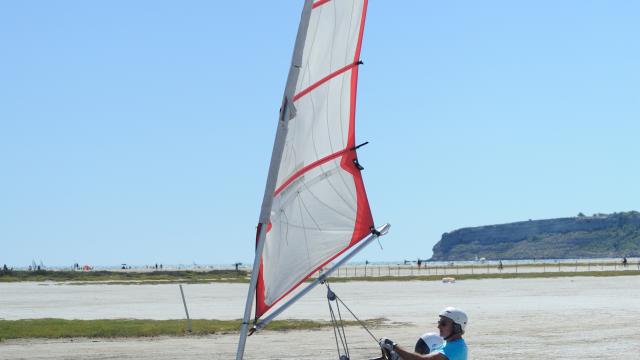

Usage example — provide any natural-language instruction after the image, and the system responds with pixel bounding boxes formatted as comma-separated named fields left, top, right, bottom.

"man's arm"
left=394, top=345, right=448, bottom=360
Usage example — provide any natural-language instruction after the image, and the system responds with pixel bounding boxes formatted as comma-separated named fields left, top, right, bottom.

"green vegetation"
left=0, top=270, right=249, bottom=283
left=0, top=318, right=385, bottom=341
left=2, top=267, right=639, bottom=284
left=326, top=270, right=640, bottom=282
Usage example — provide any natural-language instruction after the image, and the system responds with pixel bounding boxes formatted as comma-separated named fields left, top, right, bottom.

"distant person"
left=622, top=257, right=628, bottom=267
left=418, top=259, right=422, bottom=269
left=379, top=306, right=468, bottom=360
left=498, top=260, right=504, bottom=271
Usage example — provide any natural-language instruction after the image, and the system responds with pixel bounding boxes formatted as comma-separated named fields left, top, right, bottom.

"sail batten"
left=293, top=62, right=360, bottom=102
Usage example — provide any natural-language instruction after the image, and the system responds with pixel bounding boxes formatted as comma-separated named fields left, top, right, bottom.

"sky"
left=2, top=1, right=639, bottom=268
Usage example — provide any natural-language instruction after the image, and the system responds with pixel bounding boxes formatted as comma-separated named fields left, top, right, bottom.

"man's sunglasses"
left=437, top=320, right=451, bottom=326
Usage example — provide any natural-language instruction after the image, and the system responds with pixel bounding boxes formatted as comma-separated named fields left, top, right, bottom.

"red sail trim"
left=255, top=260, right=267, bottom=318
left=293, top=63, right=358, bottom=102
left=273, top=148, right=349, bottom=197
left=353, top=0, right=368, bottom=63
left=344, top=0, right=373, bottom=246
left=255, top=222, right=272, bottom=319
left=312, top=0, right=332, bottom=9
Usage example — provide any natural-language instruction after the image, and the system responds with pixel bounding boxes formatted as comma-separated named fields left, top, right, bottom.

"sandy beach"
left=2, top=276, right=640, bottom=359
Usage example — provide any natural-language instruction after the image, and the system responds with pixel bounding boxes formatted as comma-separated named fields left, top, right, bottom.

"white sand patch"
left=1, top=276, right=639, bottom=359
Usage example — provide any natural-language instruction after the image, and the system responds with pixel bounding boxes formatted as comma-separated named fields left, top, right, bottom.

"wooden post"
left=179, top=284, right=192, bottom=332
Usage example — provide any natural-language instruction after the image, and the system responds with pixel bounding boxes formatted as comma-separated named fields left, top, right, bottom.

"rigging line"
left=335, top=293, right=379, bottom=343
left=335, top=295, right=350, bottom=358
left=327, top=301, right=343, bottom=358
left=331, top=301, right=349, bottom=358
left=326, top=283, right=349, bottom=357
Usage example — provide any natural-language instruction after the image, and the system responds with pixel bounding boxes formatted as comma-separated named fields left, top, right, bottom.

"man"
left=379, top=307, right=468, bottom=360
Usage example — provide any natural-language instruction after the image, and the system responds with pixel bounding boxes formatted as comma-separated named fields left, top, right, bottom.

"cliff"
left=430, top=211, right=640, bottom=261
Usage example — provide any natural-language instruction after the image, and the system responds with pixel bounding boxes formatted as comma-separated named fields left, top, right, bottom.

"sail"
left=255, top=0, right=373, bottom=319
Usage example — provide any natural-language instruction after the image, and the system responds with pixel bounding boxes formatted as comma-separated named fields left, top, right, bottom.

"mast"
left=235, top=2, right=314, bottom=359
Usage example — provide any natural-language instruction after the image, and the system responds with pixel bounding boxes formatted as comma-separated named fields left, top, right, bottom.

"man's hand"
left=378, top=337, right=396, bottom=352
left=388, top=350, right=400, bottom=360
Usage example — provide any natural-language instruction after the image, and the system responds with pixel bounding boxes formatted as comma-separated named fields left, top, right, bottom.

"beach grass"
left=325, top=270, right=640, bottom=282
left=0, top=318, right=384, bottom=341
left=2, top=269, right=639, bottom=284
left=0, top=270, right=249, bottom=283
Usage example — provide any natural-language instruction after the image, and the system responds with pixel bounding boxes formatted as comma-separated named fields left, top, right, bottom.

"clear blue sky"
left=2, top=1, right=639, bottom=267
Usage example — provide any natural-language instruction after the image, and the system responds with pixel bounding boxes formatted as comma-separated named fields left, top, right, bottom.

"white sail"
left=255, top=0, right=373, bottom=319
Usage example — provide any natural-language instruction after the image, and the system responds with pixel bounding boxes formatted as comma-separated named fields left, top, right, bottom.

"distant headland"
left=430, top=211, right=640, bottom=261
